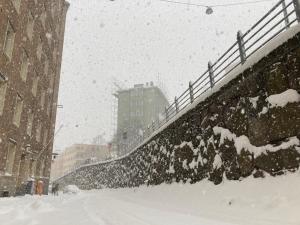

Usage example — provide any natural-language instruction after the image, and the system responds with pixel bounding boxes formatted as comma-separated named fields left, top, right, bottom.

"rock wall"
left=56, top=31, right=300, bottom=189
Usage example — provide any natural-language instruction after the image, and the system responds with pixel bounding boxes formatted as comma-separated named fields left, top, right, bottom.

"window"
left=40, top=3, right=47, bottom=29
left=44, top=58, right=49, bottom=76
left=36, top=121, right=42, bottom=142
left=52, top=47, right=57, bottom=63
left=13, top=94, right=23, bottom=127
left=5, top=140, right=17, bottom=175
left=0, top=75, right=7, bottom=115
left=55, top=24, right=60, bottom=36
left=40, top=157, right=46, bottom=177
left=32, top=71, right=39, bottom=97
left=40, top=90, right=45, bottom=110
left=46, top=98, right=52, bottom=116
left=37, top=36, right=43, bottom=60
left=29, top=159, right=36, bottom=177
left=11, top=0, right=21, bottom=13
left=51, top=2, right=56, bottom=18
left=3, top=20, right=15, bottom=60
left=26, top=110, right=34, bottom=136
left=49, top=75, right=55, bottom=91
left=43, top=129, right=48, bottom=147
left=20, top=49, right=29, bottom=82
left=26, top=12, right=35, bottom=41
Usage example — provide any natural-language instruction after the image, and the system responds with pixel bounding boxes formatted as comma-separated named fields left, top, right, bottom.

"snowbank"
left=1, top=172, right=300, bottom=225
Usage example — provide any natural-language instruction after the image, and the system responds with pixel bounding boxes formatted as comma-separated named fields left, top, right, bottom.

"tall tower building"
left=0, top=0, right=69, bottom=196
left=116, top=82, right=169, bottom=156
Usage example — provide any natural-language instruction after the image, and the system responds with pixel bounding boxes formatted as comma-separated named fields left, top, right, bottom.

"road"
left=0, top=173, right=299, bottom=225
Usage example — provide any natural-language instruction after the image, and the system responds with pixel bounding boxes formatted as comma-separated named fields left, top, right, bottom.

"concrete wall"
left=56, top=31, right=300, bottom=189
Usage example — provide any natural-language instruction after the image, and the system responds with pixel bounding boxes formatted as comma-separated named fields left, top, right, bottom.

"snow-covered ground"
left=1, top=172, right=300, bottom=225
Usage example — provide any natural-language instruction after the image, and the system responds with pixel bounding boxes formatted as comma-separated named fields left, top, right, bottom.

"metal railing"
left=121, top=0, right=300, bottom=155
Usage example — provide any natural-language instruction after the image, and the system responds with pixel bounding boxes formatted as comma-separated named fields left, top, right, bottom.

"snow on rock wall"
left=56, top=31, right=300, bottom=189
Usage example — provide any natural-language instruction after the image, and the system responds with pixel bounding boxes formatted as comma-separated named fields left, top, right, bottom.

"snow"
left=213, top=154, right=222, bottom=169
left=213, top=126, right=300, bottom=157
left=267, top=89, right=300, bottom=108
left=1, top=173, right=300, bottom=225
left=249, top=96, right=259, bottom=109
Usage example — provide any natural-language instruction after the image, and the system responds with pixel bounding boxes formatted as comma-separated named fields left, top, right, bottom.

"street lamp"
left=205, top=6, right=213, bottom=15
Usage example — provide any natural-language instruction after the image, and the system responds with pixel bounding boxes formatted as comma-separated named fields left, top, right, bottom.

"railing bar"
left=242, top=0, right=286, bottom=37
left=212, top=48, right=239, bottom=73
left=165, top=94, right=185, bottom=115
left=213, top=54, right=241, bottom=78
left=244, top=2, right=293, bottom=45
left=194, top=85, right=211, bottom=99
left=213, top=60, right=243, bottom=85
left=176, top=91, right=191, bottom=106
left=191, top=70, right=209, bottom=86
left=165, top=106, right=175, bottom=117
left=193, top=85, right=208, bottom=97
left=210, top=41, right=239, bottom=68
left=193, top=76, right=210, bottom=91
left=173, top=87, right=190, bottom=103
left=193, top=80, right=211, bottom=97
left=245, top=10, right=295, bottom=52
left=177, top=96, right=191, bottom=108
left=246, top=18, right=297, bottom=59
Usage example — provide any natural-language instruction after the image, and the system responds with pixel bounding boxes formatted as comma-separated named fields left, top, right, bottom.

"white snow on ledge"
left=55, top=24, right=300, bottom=181
left=267, top=89, right=300, bottom=108
left=213, top=126, right=300, bottom=158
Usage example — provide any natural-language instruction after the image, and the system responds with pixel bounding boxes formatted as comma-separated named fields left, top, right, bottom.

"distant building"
left=116, top=82, right=169, bottom=155
left=0, top=0, right=69, bottom=196
left=50, top=144, right=110, bottom=181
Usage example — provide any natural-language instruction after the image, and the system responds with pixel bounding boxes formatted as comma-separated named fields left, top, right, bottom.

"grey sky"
left=54, top=0, right=276, bottom=151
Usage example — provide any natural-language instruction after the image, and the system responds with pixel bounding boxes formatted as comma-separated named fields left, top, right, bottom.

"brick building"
left=0, top=0, right=69, bottom=196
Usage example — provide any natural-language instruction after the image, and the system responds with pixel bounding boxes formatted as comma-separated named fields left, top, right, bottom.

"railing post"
left=293, top=0, right=300, bottom=22
left=282, top=0, right=290, bottom=29
left=189, top=81, right=194, bottom=103
left=147, top=125, right=150, bottom=137
left=208, top=61, right=215, bottom=88
left=237, top=30, right=246, bottom=64
left=174, top=97, right=179, bottom=113
left=165, top=106, right=169, bottom=122
left=152, top=120, right=155, bottom=132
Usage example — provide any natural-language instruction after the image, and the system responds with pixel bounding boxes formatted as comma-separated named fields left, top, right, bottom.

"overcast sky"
left=53, top=0, right=277, bottom=152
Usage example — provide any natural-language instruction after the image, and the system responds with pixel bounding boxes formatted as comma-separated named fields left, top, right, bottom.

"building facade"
left=116, top=82, right=169, bottom=156
left=51, top=144, right=110, bottom=181
left=0, top=0, right=69, bottom=196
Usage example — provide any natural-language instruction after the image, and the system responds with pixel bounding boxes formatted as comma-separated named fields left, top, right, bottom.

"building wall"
left=50, top=144, right=110, bottom=181
left=116, top=84, right=169, bottom=155
left=0, top=0, right=69, bottom=196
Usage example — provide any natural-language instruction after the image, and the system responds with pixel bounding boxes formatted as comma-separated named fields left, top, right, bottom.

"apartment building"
left=116, top=82, right=169, bottom=156
left=0, top=0, right=69, bottom=196
left=51, top=144, right=110, bottom=181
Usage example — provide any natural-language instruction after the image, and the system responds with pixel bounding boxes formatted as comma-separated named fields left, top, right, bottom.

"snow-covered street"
left=1, top=172, right=300, bottom=225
